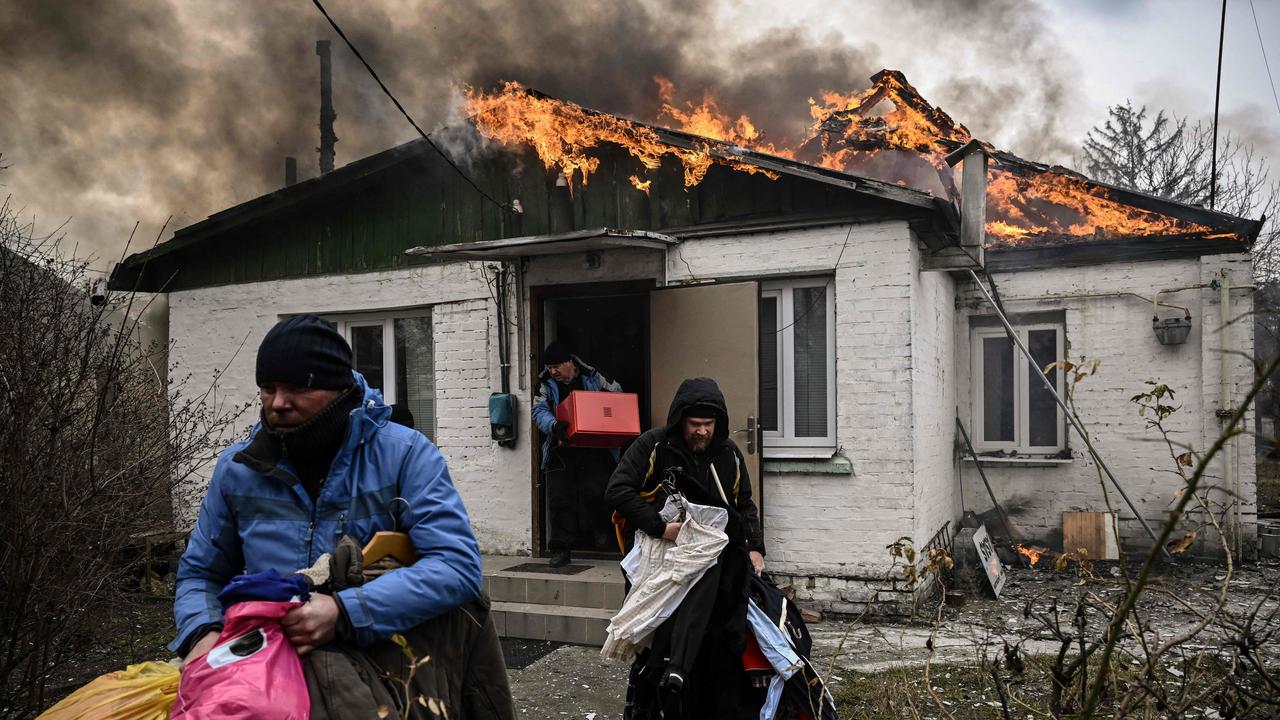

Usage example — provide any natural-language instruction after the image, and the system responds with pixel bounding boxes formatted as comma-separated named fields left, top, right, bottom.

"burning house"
left=110, top=70, right=1263, bottom=631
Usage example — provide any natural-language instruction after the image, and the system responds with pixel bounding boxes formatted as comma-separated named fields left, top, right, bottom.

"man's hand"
left=661, top=521, right=683, bottom=541
left=553, top=420, right=571, bottom=444
left=749, top=550, right=766, bottom=576
left=183, top=631, right=220, bottom=668
left=281, top=594, right=339, bottom=655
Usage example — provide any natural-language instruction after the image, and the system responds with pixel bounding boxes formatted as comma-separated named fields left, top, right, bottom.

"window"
left=970, top=323, right=1064, bottom=454
left=760, top=278, right=836, bottom=455
left=326, top=310, right=435, bottom=440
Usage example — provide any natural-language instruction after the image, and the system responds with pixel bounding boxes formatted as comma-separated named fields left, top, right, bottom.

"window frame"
left=761, top=277, right=837, bottom=457
left=320, top=308, right=434, bottom=435
left=970, top=322, right=1066, bottom=455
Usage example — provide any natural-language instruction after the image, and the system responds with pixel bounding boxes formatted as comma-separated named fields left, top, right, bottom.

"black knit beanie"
left=256, top=314, right=354, bottom=389
left=542, top=341, right=571, bottom=366
left=683, top=403, right=719, bottom=420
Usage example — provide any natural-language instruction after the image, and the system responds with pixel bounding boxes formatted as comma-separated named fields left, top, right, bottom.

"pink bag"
left=170, top=601, right=309, bottom=720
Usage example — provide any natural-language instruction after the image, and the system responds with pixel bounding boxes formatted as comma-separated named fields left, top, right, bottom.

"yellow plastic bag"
left=37, top=661, right=179, bottom=720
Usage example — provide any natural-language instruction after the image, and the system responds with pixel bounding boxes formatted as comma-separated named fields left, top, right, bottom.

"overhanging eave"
left=405, top=227, right=678, bottom=259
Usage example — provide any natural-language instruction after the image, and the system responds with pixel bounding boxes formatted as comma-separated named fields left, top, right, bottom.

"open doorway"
left=530, top=282, right=651, bottom=558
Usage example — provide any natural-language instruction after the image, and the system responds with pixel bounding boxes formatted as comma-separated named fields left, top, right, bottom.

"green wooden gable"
left=111, top=132, right=942, bottom=293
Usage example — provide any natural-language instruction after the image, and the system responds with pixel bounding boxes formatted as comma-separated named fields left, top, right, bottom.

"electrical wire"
left=1211, top=0, right=1228, bottom=210
left=771, top=221, right=856, bottom=336
left=309, top=0, right=514, bottom=213
left=1248, top=0, right=1280, bottom=117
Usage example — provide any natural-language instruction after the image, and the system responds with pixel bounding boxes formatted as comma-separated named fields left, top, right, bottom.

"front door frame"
left=527, top=278, right=656, bottom=557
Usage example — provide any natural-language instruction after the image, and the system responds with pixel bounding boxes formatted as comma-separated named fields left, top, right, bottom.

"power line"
left=1211, top=0, right=1227, bottom=210
left=309, top=0, right=514, bottom=213
left=772, top=221, right=855, bottom=336
left=1249, top=0, right=1280, bottom=116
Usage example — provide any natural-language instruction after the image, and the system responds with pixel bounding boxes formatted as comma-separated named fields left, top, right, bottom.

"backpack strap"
left=638, top=445, right=662, bottom=501
left=613, top=444, right=662, bottom=552
left=709, top=464, right=730, bottom=506
left=732, top=451, right=741, bottom=499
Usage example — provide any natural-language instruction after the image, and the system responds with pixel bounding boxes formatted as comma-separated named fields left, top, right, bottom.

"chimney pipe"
left=285, top=156, right=298, bottom=187
left=944, top=139, right=987, bottom=267
left=316, top=39, right=337, bottom=174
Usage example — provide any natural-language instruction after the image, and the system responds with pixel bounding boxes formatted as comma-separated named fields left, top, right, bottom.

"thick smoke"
left=0, top=0, right=1081, bottom=267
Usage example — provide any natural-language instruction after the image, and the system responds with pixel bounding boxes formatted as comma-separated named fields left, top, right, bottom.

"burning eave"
left=983, top=149, right=1262, bottom=250
left=505, top=87, right=943, bottom=214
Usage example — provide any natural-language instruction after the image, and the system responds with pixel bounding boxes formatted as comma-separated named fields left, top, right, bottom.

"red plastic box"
left=555, top=390, right=641, bottom=448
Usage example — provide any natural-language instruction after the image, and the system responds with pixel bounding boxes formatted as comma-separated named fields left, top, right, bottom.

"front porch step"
left=482, top=555, right=624, bottom=646
left=490, top=601, right=614, bottom=645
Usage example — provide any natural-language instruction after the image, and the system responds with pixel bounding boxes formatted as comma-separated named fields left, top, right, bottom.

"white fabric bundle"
left=601, top=496, right=729, bottom=661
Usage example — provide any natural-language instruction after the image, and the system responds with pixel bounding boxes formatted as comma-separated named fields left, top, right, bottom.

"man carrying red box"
left=532, top=342, right=624, bottom=567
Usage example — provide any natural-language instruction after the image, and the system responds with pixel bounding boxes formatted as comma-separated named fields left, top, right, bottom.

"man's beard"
left=688, top=435, right=711, bottom=452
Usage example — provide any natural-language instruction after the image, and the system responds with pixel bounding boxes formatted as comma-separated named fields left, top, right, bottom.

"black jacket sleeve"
left=605, top=431, right=667, bottom=539
left=732, top=445, right=766, bottom=555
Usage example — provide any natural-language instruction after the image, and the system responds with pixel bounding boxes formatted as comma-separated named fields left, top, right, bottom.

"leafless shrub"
left=0, top=197, right=246, bottom=717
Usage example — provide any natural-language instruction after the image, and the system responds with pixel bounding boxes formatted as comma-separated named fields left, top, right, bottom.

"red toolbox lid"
left=555, top=391, right=641, bottom=448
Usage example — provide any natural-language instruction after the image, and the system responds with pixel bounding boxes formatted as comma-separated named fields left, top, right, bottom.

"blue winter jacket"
left=531, top=355, right=622, bottom=468
left=170, top=371, right=482, bottom=653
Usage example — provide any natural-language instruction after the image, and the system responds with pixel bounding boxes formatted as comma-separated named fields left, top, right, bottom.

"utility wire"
left=1248, top=0, right=1280, bottom=116
left=771, top=221, right=855, bottom=336
left=309, top=0, right=514, bottom=213
left=1211, top=0, right=1227, bottom=210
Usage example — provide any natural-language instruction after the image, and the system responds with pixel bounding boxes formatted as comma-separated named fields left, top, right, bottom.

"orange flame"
left=465, top=80, right=779, bottom=190
left=1015, top=544, right=1046, bottom=567
left=808, top=72, right=970, bottom=157
left=656, top=76, right=794, bottom=161
left=466, top=81, right=667, bottom=191
left=464, top=71, right=1230, bottom=247
left=984, top=170, right=1210, bottom=245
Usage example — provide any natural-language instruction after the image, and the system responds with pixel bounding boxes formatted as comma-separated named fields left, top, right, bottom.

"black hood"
left=665, top=377, right=730, bottom=449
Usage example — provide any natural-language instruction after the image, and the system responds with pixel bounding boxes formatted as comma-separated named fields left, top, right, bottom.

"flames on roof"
left=465, top=70, right=1245, bottom=248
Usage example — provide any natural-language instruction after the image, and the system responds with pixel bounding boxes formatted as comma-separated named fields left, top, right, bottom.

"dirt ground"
left=504, top=558, right=1280, bottom=718
left=40, top=560, right=1280, bottom=718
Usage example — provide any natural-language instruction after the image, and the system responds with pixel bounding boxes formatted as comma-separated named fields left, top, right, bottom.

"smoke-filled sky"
left=0, top=0, right=1276, bottom=274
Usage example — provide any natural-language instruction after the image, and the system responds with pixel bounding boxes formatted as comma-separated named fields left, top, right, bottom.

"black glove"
left=553, top=420, right=571, bottom=443
left=329, top=534, right=365, bottom=591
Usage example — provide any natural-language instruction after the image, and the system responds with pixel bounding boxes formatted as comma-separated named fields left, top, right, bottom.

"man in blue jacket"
left=172, top=315, right=509, bottom=716
left=532, top=342, right=622, bottom=567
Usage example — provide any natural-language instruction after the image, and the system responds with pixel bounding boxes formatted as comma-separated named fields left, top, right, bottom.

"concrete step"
left=490, top=601, right=614, bottom=645
left=482, top=555, right=624, bottom=646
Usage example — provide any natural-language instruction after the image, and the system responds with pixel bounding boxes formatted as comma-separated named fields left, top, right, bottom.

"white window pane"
left=394, top=316, right=434, bottom=439
left=1027, top=329, right=1059, bottom=447
left=759, top=297, right=779, bottom=431
left=351, top=325, right=385, bottom=392
left=982, top=336, right=1014, bottom=442
left=792, top=286, right=828, bottom=438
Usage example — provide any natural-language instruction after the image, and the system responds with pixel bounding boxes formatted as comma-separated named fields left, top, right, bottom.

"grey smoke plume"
left=0, top=0, right=1080, bottom=267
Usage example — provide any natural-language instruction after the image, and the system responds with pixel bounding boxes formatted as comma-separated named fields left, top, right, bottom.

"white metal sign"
left=972, top=524, right=1006, bottom=597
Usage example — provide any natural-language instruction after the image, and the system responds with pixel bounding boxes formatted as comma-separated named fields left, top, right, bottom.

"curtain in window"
left=1027, top=329, right=1058, bottom=447
left=394, top=316, right=435, bottom=439
left=759, top=297, right=779, bottom=432
left=982, top=336, right=1014, bottom=442
left=792, top=286, right=827, bottom=438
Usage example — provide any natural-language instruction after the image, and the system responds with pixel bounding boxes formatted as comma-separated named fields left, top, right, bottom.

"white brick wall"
left=164, top=222, right=1253, bottom=610
left=167, top=261, right=534, bottom=554
left=953, top=254, right=1257, bottom=556
left=671, top=222, right=930, bottom=605
left=911, top=243, right=960, bottom=556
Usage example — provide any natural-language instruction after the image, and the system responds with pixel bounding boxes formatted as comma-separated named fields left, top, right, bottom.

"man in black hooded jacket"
left=606, top=377, right=765, bottom=719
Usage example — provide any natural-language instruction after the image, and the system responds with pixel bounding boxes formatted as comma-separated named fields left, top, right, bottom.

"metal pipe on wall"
left=1219, top=268, right=1241, bottom=557
left=515, top=258, right=527, bottom=391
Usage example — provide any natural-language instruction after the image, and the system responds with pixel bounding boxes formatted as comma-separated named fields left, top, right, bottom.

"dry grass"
left=830, top=653, right=1278, bottom=719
